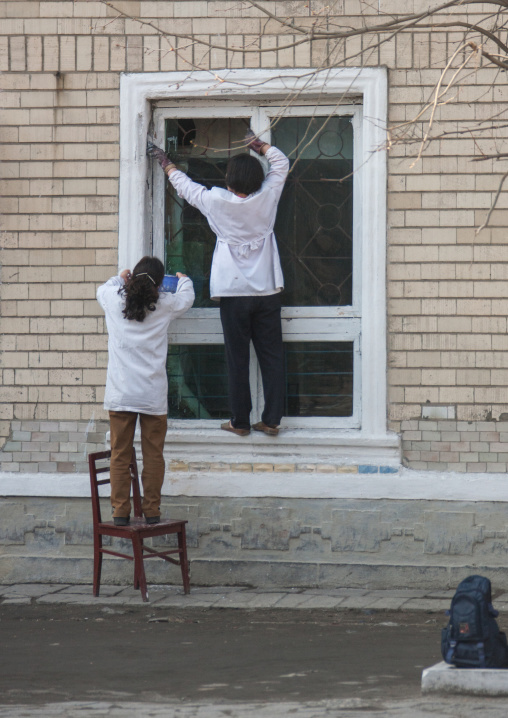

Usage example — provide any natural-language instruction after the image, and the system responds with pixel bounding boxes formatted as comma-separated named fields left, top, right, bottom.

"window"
left=119, top=69, right=393, bottom=463
left=153, top=105, right=362, bottom=428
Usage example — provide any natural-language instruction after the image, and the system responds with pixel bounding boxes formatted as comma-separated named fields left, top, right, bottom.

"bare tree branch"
left=476, top=171, right=508, bottom=234
left=244, top=0, right=311, bottom=35
left=98, top=0, right=508, bottom=234
left=469, top=41, right=508, bottom=69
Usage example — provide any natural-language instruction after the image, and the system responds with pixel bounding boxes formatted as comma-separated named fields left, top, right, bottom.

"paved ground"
left=2, top=583, right=508, bottom=717
left=2, top=698, right=508, bottom=718
left=0, top=581, right=489, bottom=610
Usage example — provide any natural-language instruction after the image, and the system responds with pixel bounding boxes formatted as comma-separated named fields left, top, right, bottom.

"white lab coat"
left=97, top=275, right=195, bottom=415
left=168, top=146, right=290, bottom=300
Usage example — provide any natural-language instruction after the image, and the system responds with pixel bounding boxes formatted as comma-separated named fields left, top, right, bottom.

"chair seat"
left=98, top=517, right=188, bottom=540
left=99, top=517, right=187, bottom=531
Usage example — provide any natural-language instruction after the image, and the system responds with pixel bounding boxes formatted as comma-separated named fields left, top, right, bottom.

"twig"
left=476, top=171, right=508, bottom=235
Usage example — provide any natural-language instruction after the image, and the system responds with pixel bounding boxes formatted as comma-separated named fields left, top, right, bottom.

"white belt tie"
left=218, top=236, right=265, bottom=258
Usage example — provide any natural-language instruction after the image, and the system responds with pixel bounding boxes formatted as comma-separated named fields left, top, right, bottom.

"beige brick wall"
left=1, top=0, right=507, bottom=472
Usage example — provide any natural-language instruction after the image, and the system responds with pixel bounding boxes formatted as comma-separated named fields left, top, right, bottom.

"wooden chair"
left=88, top=448, right=190, bottom=602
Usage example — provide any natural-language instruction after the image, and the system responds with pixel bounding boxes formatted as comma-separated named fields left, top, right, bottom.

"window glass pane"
left=167, top=344, right=229, bottom=420
left=284, top=341, right=353, bottom=417
left=272, top=116, right=354, bottom=307
left=163, top=114, right=356, bottom=423
left=164, top=117, right=250, bottom=308
left=168, top=341, right=354, bottom=420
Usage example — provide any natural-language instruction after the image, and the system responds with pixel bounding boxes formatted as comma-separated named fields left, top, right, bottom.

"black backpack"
left=441, top=575, right=508, bottom=668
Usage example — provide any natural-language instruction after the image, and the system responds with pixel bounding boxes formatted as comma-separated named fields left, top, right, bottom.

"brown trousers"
left=109, top=411, right=167, bottom=518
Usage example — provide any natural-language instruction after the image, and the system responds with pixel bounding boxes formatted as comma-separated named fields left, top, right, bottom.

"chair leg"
left=132, top=534, right=148, bottom=602
left=93, top=534, right=103, bottom=597
left=178, top=524, right=191, bottom=595
left=134, top=553, right=140, bottom=590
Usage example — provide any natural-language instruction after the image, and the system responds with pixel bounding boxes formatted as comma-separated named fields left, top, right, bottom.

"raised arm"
left=148, top=144, right=212, bottom=216
left=97, top=274, right=124, bottom=311
left=166, top=170, right=212, bottom=217
left=164, top=274, right=195, bottom=318
left=245, top=130, right=289, bottom=200
left=261, top=146, right=290, bottom=199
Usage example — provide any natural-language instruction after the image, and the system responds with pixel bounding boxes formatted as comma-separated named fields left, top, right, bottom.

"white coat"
left=97, top=275, right=195, bottom=415
left=168, top=146, right=290, bottom=300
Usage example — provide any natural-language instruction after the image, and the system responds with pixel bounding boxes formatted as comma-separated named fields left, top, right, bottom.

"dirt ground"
left=0, top=603, right=443, bottom=706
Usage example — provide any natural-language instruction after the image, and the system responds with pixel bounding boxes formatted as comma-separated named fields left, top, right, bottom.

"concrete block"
left=334, top=595, right=378, bottom=609
left=244, top=593, right=287, bottom=608
left=0, top=583, right=66, bottom=598
left=422, top=661, right=508, bottom=695
left=297, top=595, right=343, bottom=609
left=58, top=584, right=121, bottom=596
left=212, top=591, right=254, bottom=608
left=369, top=596, right=411, bottom=610
left=402, top=598, right=451, bottom=612
left=40, top=593, right=142, bottom=606
left=152, top=595, right=220, bottom=608
left=270, top=593, right=312, bottom=608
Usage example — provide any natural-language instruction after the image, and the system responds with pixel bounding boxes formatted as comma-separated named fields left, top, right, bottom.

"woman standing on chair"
left=97, top=256, right=194, bottom=526
left=149, top=132, right=289, bottom=437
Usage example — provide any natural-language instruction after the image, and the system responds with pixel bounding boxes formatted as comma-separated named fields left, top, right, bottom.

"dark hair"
left=225, top=153, right=264, bottom=196
left=121, top=256, right=165, bottom=322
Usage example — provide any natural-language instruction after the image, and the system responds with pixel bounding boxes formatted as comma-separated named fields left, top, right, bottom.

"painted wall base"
left=3, top=556, right=508, bottom=591
left=2, top=495, right=508, bottom=589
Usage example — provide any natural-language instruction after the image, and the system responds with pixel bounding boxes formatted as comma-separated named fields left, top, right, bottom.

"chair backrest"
left=88, top=448, right=143, bottom=524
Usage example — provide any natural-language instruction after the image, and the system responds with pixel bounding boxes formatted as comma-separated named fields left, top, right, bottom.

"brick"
left=487, top=463, right=507, bottom=473
left=0, top=387, right=28, bottom=403
left=478, top=452, right=498, bottom=463
left=50, top=301, right=84, bottom=316
left=76, top=36, right=92, bottom=71
left=47, top=370, right=82, bottom=386
left=81, top=369, right=106, bottom=385
left=439, top=452, right=460, bottom=463
left=28, top=352, right=63, bottom=369
left=63, top=215, right=98, bottom=231
left=471, top=442, right=490, bottom=452
left=62, top=387, right=95, bottom=403
left=489, top=443, right=508, bottom=452
left=401, top=420, right=419, bottom=431
left=421, top=369, right=455, bottom=386
left=457, top=370, right=491, bottom=386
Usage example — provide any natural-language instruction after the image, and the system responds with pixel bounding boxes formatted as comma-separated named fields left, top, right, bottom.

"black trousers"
left=220, top=294, right=285, bottom=430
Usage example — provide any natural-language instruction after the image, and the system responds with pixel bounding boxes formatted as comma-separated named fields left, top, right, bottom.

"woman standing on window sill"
left=149, top=133, right=289, bottom=438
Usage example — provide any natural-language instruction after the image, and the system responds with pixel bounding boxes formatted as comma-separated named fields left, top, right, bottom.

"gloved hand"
left=147, top=143, right=172, bottom=170
left=245, top=129, right=268, bottom=154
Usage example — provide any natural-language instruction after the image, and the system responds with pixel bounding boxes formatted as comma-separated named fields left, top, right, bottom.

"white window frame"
left=119, top=68, right=398, bottom=465
left=152, top=103, right=362, bottom=429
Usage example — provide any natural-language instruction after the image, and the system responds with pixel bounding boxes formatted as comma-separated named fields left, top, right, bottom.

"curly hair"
left=120, top=256, right=165, bottom=322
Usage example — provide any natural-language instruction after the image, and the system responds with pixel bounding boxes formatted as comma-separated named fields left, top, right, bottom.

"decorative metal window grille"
left=273, top=116, right=353, bottom=308
left=158, top=107, right=361, bottom=426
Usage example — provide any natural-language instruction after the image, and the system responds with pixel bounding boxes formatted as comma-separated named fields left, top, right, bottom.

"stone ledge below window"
left=158, top=426, right=401, bottom=467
